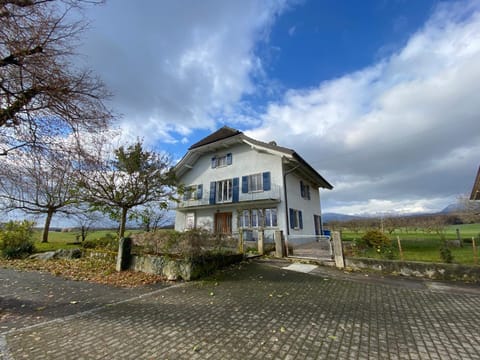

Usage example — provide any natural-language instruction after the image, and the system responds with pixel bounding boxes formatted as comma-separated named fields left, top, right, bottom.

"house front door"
left=215, top=212, right=232, bottom=234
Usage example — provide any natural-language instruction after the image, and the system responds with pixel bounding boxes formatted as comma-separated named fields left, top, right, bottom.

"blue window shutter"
left=242, top=176, right=249, bottom=193
left=209, top=182, right=216, bottom=204
left=299, top=211, right=303, bottom=229
left=263, top=172, right=271, bottom=191
left=227, top=153, right=232, bottom=165
left=300, top=181, right=305, bottom=198
left=289, top=208, right=295, bottom=229
left=197, top=184, right=203, bottom=200
left=211, top=157, right=216, bottom=169
left=232, top=177, right=239, bottom=203
left=183, top=191, right=188, bottom=201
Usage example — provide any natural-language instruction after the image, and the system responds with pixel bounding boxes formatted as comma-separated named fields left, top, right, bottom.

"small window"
left=248, top=173, right=263, bottom=192
left=300, top=181, right=311, bottom=200
left=212, top=153, right=232, bottom=168
left=184, top=185, right=202, bottom=201
left=289, top=208, right=303, bottom=230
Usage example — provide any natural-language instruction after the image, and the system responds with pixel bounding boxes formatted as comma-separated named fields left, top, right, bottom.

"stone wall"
left=345, top=257, right=480, bottom=282
left=129, top=253, right=244, bottom=281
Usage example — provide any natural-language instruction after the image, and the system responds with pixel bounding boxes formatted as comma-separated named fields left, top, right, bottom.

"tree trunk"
left=42, top=209, right=54, bottom=243
left=119, top=207, right=128, bottom=239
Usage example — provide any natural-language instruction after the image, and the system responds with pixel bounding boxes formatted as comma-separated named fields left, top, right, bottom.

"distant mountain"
left=322, top=213, right=360, bottom=222
left=440, top=203, right=463, bottom=214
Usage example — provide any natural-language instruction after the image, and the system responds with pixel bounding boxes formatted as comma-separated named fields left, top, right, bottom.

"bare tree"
left=0, top=145, right=81, bottom=242
left=69, top=207, right=103, bottom=242
left=0, top=0, right=112, bottom=154
left=132, top=203, right=171, bottom=232
left=78, top=140, right=178, bottom=238
left=456, top=195, right=480, bottom=224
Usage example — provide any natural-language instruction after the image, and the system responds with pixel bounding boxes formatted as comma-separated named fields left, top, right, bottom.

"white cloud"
left=247, top=0, right=480, bottom=213
left=82, top=0, right=289, bottom=147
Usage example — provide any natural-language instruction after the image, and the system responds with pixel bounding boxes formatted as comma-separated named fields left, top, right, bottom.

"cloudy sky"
left=80, top=0, right=480, bottom=215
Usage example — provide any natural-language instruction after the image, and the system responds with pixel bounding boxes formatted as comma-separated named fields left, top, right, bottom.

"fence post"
left=238, top=230, right=244, bottom=254
left=456, top=228, right=463, bottom=247
left=274, top=230, right=285, bottom=258
left=473, top=237, right=478, bottom=265
left=332, top=231, right=345, bottom=269
left=258, top=229, right=264, bottom=255
left=116, top=237, right=132, bottom=272
left=397, top=236, right=404, bottom=261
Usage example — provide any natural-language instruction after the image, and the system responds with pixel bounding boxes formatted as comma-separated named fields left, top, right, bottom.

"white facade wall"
left=174, top=142, right=323, bottom=238
left=284, top=173, right=321, bottom=236
left=175, top=143, right=286, bottom=232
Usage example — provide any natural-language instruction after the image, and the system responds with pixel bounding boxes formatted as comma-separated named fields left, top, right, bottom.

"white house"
left=174, top=127, right=333, bottom=243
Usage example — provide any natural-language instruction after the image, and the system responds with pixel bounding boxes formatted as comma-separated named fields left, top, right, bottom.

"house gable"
left=174, top=126, right=332, bottom=237
left=175, top=126, right=333, bottom=190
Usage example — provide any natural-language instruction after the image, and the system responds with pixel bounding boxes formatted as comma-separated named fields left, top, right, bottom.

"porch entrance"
left=215, top=212, right=232, bottom=234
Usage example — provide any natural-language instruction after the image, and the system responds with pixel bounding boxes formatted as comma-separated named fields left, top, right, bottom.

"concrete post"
left=238, top=230, right=244, bottom=254
left=456, top=228, right=463, bottom=247
left=274, top=230, right=285, bottom=258
left=116, top=237, right=132, bottom=272
left=332, top=231, right=345, bottom=269
left=258, top=229, right=264, bottom=255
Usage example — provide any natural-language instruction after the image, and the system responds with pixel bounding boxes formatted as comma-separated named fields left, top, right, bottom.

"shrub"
left=375, top=245, right=397, bottom=260
left=439, top=246, right=454, bottom=263
left=132, top=229, right=236, bottom=258
left=0, top=220, right=36, bottom=259
left=361, top=230, right=391, bottom=248
left=82, top=233, right=118, bottom=251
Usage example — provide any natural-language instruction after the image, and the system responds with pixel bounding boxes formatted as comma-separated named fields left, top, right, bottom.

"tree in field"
left=78, top=141, right=177, bottom=238
left=132, top=203, right=171, bottom=232
left=0, top=0, right=112, bottom=155
left=456, top=195, right=480, bottom=224
left=0, top=146, right=80, bottom=242
left=71, top=208, right=103, bottom=242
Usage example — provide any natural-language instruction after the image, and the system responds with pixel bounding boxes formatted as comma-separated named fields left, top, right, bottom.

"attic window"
left=211, top=153, right=232, bottom=168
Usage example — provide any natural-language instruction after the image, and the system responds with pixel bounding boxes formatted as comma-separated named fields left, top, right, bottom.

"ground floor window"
left=264, top=208, right=278, bottom=227
left=239, top=207, right=277, bottom=228
left=185, top=212, right=195, bottom=229
left=289, top=208, right=303, bottom=230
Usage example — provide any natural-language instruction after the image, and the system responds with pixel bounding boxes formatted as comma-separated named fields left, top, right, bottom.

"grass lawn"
left=32, top=229, right=142, bottom=252
left=341, top=223, right=480, bottom=265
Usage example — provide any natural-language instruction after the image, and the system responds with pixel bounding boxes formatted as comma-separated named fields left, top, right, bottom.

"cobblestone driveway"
left=1, top=259, right=480, bottom=359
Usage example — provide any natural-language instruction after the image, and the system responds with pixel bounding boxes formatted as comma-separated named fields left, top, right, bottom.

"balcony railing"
left=176, top=184, right=282, bottom=209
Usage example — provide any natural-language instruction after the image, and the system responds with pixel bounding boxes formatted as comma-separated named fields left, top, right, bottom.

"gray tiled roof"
left=189, top=126, right=241, bottom=150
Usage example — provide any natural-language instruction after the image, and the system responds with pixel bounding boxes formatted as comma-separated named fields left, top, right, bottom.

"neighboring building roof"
left=470, top=166, right=480, bottom=200
left=176, top=126, right=333, bottom=190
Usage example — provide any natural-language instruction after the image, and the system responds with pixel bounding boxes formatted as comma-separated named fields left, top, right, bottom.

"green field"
left=340, top=223, right=480, bottom=265
left=31, top=229, right=141, bottom=252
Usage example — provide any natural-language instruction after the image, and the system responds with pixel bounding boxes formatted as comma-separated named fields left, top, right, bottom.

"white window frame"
left=248, top=173, right=263, bottom=193
left=185, top=213, right=195, bottom=229
left=264, top=208, right=278, bottom=227
left=291, top=209, right=302, bottom=230
left=186, top=185, right=198, bottom=201
left=216, top=155, right=227, bottom=167
left=240, top=210, right=250, bottom=228
left=216, top=179, right=233, bottom=203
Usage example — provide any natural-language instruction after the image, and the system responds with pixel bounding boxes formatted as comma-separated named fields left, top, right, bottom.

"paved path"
left=1, top=259, right=480, bottom=359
